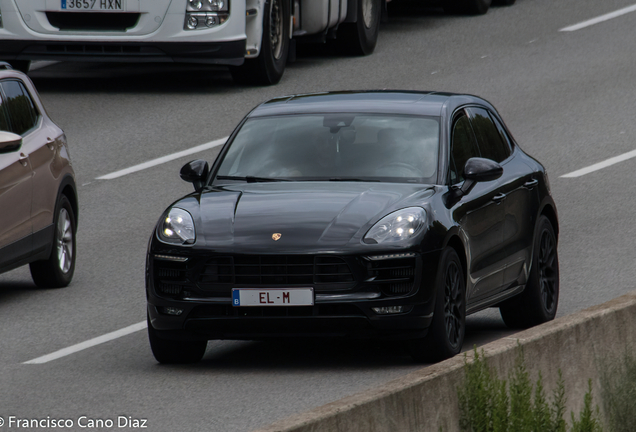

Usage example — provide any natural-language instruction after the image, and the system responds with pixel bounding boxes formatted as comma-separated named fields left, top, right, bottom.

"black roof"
left=249, top=90, right=490, bottom=118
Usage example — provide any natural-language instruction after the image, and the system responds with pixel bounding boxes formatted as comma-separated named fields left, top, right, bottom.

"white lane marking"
left=23, top=321, right=147, bottom=364
left=96, top=137, right=228, bottom=180
left=561, top=149, right=636, bottom=178
left=560, top=4, right=636, bottom=31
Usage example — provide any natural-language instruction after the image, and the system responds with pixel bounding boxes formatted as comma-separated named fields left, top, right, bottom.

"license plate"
left=60, top=0, right=126, bottom=11
left=232, top=288, right=314, bottom=307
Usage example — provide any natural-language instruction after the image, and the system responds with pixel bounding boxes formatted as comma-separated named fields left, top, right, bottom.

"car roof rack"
left=0, top=62, right=14, bottom=70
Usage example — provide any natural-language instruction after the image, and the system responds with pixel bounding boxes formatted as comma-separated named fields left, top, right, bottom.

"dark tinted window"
left=467, top=107, right=510, bottom=163
left=1, top=80, right=39, bottom=136
left=490, top=113, right=513, bottom=150
left=0, top=93, right=10, bottom=132
left=449, top=113, right=480, bottom=184
left=216, top=114, right=440, bottom=183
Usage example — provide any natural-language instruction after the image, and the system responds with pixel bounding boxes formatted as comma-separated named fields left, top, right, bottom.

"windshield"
left=215, top=114, right=440, bottom=183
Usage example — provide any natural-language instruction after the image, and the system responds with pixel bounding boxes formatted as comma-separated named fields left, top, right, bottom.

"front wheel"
left=148, top=317, right=207, bottom=364
left=30, top=195, right=76, bottom=288
left=408, top=247, right=466, bottom=362
left=500, top=216, right=559, bottom=328
left=230, top=0, right=290, bottom=85
left=444, top=0, right=492, bottom=15
left=337, top=0, right=381, bottom=56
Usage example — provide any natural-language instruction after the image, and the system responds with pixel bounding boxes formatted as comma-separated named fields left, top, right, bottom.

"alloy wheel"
left=269, top=0, right=284, bottom=60
left=361, top=0, right=375, bottom=29
left=56, top=208, right=73, bottom=274
left=538, top=229, right=557, bottom=313
left=444, top=261, right=463, bottom=349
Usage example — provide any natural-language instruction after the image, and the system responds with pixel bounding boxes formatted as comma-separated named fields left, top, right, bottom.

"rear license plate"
left=232, top=288, right=314, bottom=307
left=60, top=0, right=126, bottom=11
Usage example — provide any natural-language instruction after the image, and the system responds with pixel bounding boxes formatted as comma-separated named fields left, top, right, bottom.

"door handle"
left=46, top=137, right=55, bottom=150
left=492, top=193, right=507, bottom=204
left=524, top=179, right=538, bottom=189
left=19, top=152, right=29, bottom=167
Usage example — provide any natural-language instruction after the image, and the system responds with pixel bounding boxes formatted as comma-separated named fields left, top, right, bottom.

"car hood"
left=174, top=182, right=435, bottom=252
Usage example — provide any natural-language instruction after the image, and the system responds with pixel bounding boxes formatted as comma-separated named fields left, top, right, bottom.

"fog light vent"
left=158, top=283, right=183, bottom=295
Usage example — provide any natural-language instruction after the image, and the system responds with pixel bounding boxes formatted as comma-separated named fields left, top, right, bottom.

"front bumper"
left=0, top=39, right=246, bottom=65
left=0, top=2, right=247, bottom=65
left=146, top=249, right=442, bottom=341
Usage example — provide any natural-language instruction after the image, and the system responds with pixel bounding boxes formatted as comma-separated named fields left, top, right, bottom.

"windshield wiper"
left=328, top=178, right=380, bottom=182
left=216, top=175, right=291, bottom=183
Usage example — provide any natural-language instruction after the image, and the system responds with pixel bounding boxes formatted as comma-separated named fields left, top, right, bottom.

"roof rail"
left=0, top=61, right=14, bottom=70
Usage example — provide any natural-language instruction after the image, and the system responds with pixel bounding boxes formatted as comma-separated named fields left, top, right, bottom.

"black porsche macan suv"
left=146, top=91, right=558, bottom=364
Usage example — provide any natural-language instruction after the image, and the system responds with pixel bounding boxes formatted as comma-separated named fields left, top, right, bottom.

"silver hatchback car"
left=0, top=62, right=78, bottom=287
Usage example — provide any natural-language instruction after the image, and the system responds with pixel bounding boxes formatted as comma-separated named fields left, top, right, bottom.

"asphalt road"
left=3, top=0, right=636, bottom=430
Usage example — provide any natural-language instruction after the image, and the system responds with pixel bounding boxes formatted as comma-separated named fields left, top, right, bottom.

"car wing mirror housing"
left=460, top=157, right=503, bottom=195
left=180, top=159, right=209, bottom=192
left=0, top=131, right=23, bottom=154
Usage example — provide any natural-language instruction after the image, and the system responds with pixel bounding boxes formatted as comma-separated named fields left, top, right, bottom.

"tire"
left=500, top=216, right=559, bottom=328
left=230, top=0, right=290, bottom=85
left=408, top=247, right=466, bottom=362
left=338, top=0, right=381, bottom=56
left=148, top=316, right=207, bottom=364
left=9, top=60, right=31, bottom=74
left=444, top=0, right=491, bottom=15
left=493, top=0, right=515, bottom=5
left=30, top=195, right=76, bottom=288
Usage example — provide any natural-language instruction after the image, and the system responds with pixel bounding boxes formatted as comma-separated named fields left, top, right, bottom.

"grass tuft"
left=457, top=346, right=602, bottom=432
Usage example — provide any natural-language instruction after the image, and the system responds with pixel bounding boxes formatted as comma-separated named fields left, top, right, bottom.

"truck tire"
left=444, top=0, right=491, bottom=15
left=338, top=0, right=381, bottom=56
left=230, top=0, right=290, bottom=85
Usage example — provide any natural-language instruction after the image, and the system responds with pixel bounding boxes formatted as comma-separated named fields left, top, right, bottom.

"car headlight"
left=364, top=208, right=427, bottom=244
left=158, top=208, right=196, bottom=245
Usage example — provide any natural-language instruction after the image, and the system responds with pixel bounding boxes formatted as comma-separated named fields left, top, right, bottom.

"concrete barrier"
left=254, top=291, right=636, bottom=432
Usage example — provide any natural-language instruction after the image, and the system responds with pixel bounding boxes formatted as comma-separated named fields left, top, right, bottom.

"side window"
left=467, top=107, right=510, bottom=163
left=1, top=80, right=39, bottom=136
left=449, top=113, right=480, bottom=184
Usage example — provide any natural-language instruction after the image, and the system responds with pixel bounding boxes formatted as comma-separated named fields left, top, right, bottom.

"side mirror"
left=180, top=159, right=209, bottom=192
left=0, top=131, right=22, bottom=154
left=459, top=157, right=503, bottom=195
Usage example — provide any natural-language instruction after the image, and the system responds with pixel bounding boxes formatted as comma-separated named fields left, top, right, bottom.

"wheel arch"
left=58, top=174, right=79, bottom=228
left=539, top=202, right=558, bottom=239
left=443, top=232, right=468, bottom=285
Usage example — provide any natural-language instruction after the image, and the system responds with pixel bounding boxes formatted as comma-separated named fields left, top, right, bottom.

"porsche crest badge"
left=272, top=233, right=282, bottom=241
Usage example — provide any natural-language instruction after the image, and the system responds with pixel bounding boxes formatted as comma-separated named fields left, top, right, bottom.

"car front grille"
left=198, top=255, right=354, bottom=286
left=152, top=254, right=419, bottom=299
left=46, top=12, right=140, bottom=31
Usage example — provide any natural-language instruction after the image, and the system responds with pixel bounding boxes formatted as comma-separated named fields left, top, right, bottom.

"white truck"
left=0, top=0, right=383, bottom=84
